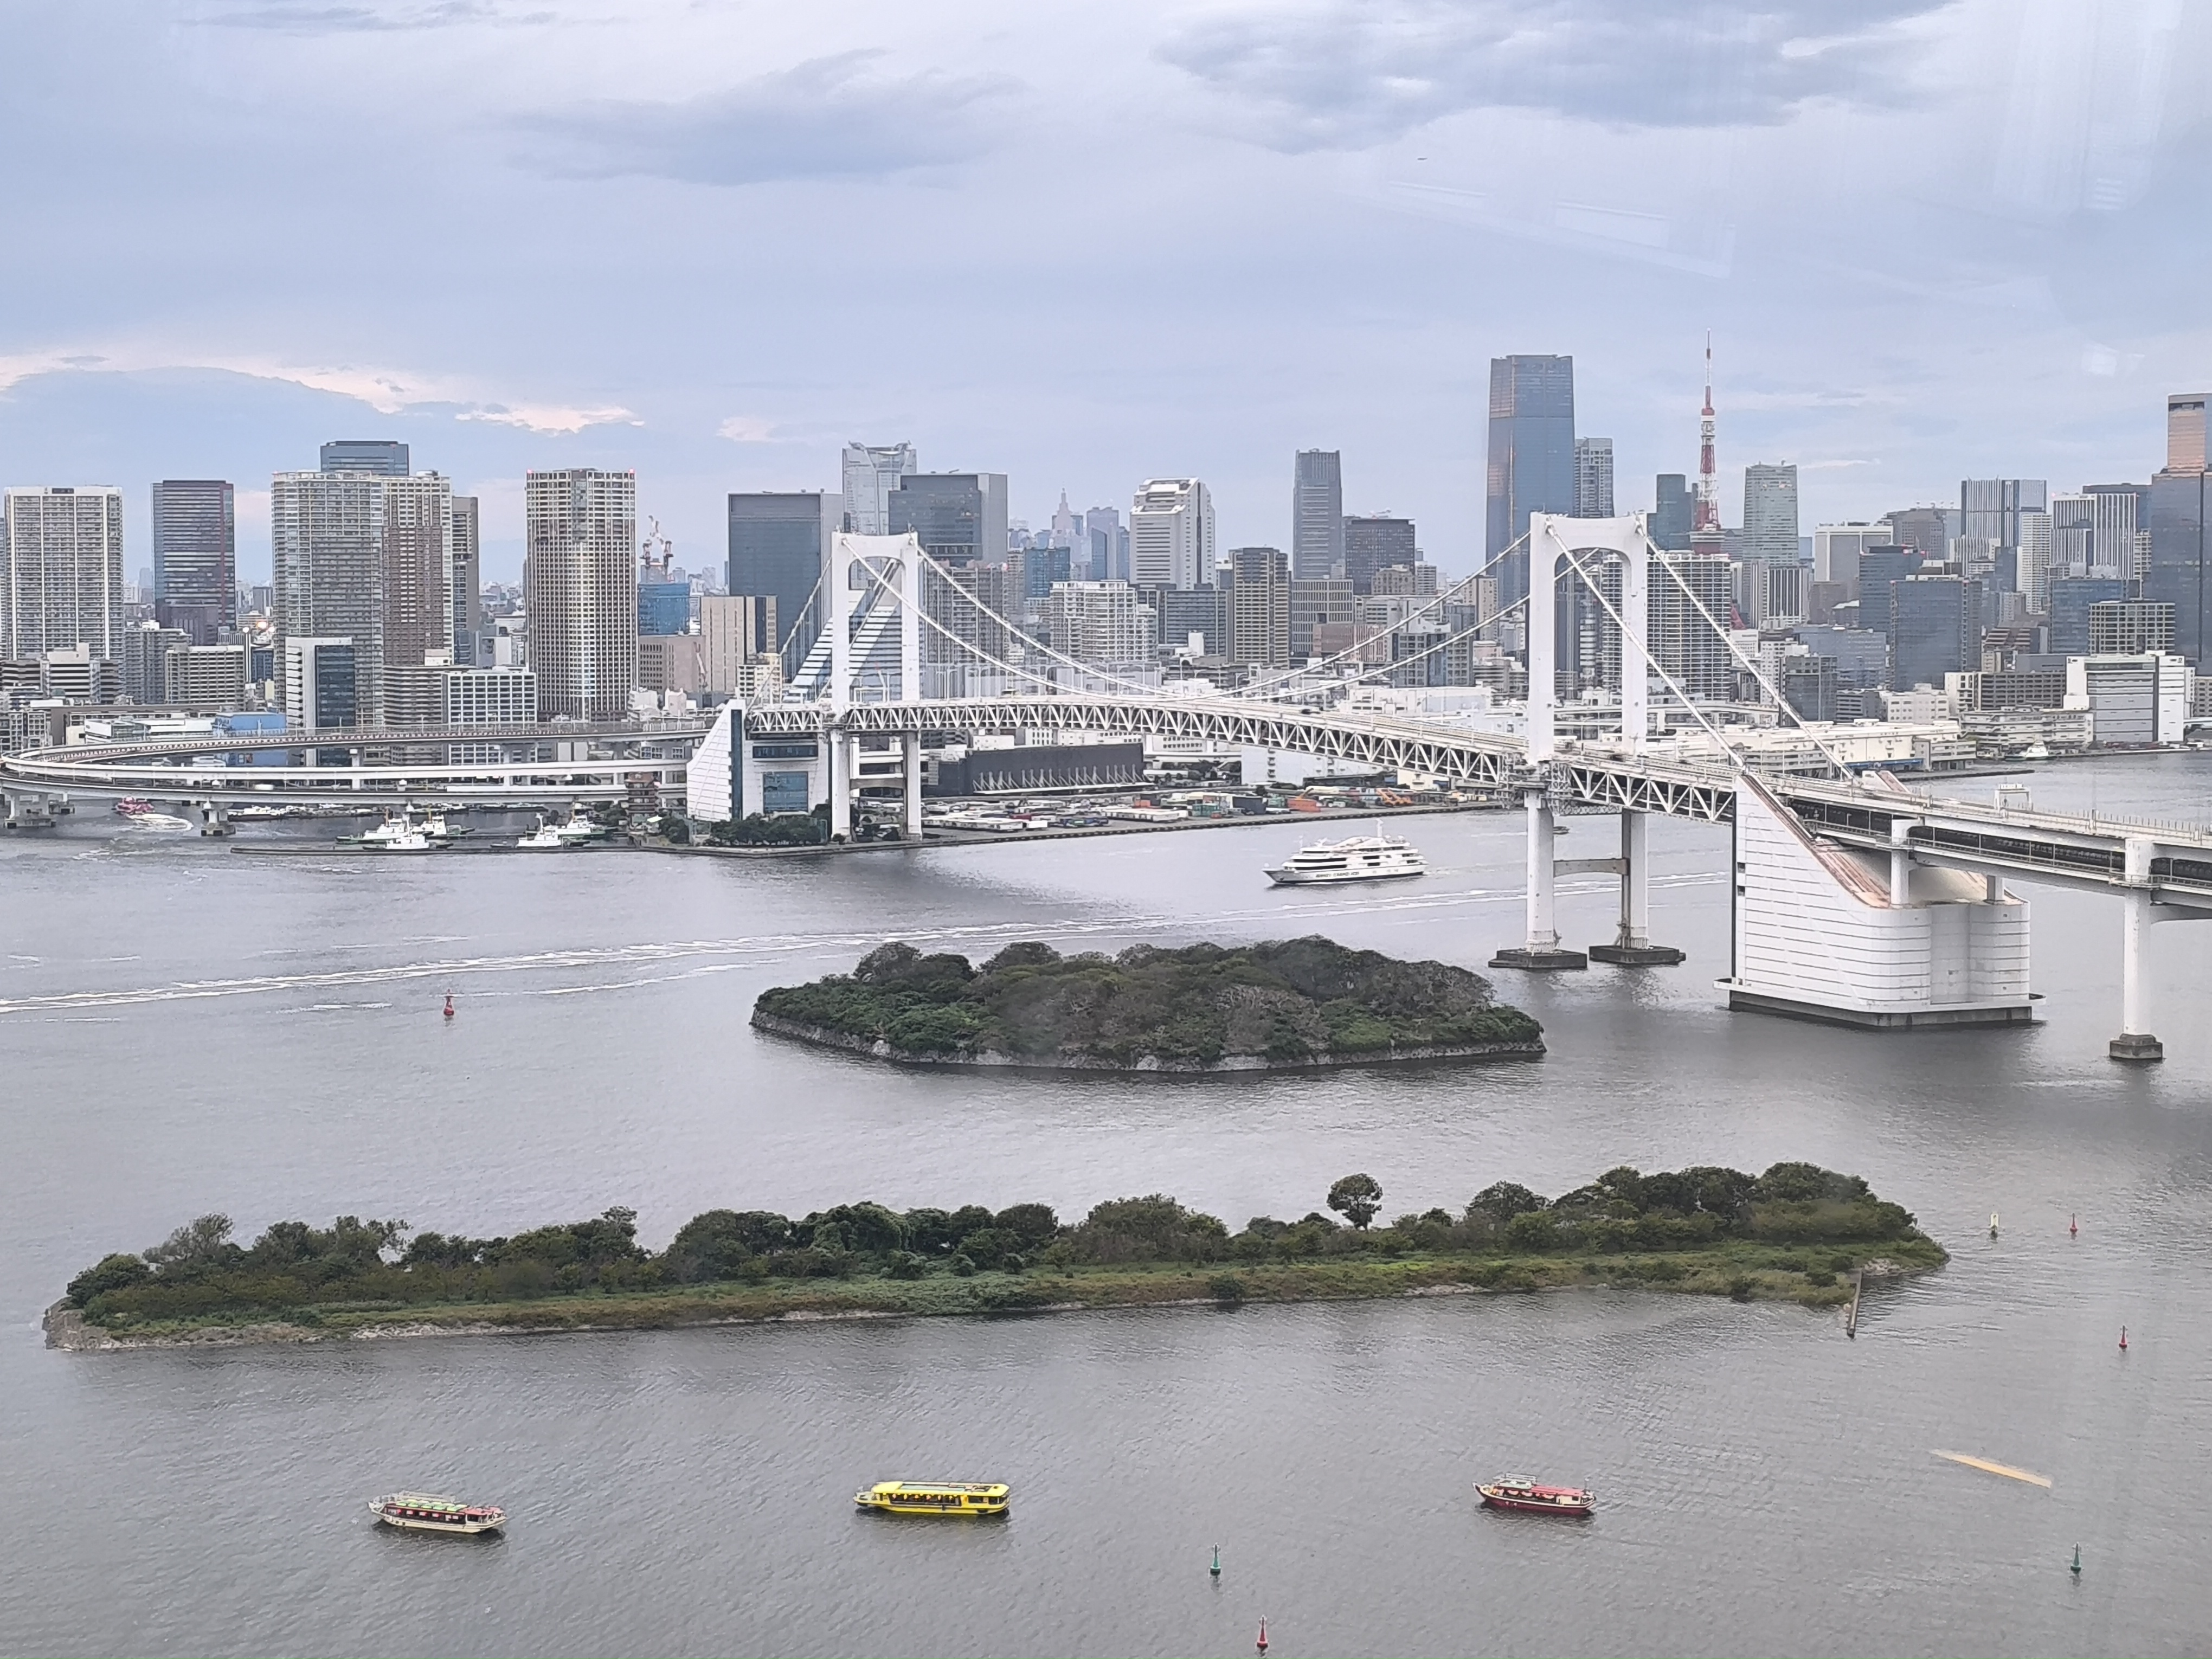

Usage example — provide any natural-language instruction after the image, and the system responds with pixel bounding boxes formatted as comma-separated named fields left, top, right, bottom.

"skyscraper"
left=888, top=473, right=1008, bottom=568
left=1740, top=464, right=1799, bottom=562
left=1885, top=506, right=1949, bottom=559
left=271, top=468, right=452, bottom=728
left=1486, top=355, right=1576, bottom=607
left=1574, top=438, right=1615, bottom=518
left=1960, top=479, right=2049, bottom=558
left=451, top=496, right=481, bottom=665
left=1130, top=479, right=1214, bottom=590
left=525, top=468, right=636, bottom=721
left=4, top=486, right=125, bottom=661
left=150, top=480, right=236, bottom=643
left=320, top=440, right=410, bottom=477
left=841, top=442, right=916, bottom=536
left=2150, top=393, right=2211, bottom=661
left=1652, top=475, right=1695, bottom=551
left=2169, top=393, right=2207, bottom=473
left=1812, top=523, right=1890, bottom=588
left=1855, top=545, right=1925, bottom=640
left=1889, top=574, right=1975, bottom=690
left=728, top=492, right=840, bottom=678
left=1291, top=450, right=1344, bottom=580
left=1227, top=545, right=1290, bottom=667
left=1343, top=515, right=1417, bottom=596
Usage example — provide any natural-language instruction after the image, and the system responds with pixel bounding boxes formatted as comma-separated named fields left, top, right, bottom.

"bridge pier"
left=195, top=800, right=234, bottom=838
left=902, top=732, right=922, bottom=839
left=827, top=729, right=853, bottom=843
left=2111, top=837, right=2163, bottom=1063
left=1491, top=790, right=1587, bottom=970
left=1589, top=809, right=1685, bottom=966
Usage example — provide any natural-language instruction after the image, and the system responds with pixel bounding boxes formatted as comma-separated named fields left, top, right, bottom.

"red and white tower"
left=1692, top=333, right=1726, bottom=557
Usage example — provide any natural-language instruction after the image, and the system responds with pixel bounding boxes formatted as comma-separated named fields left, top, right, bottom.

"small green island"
left=48, top=1162, right=1946, bottom=1351
left=749, top=936, right=1545, bottom=1070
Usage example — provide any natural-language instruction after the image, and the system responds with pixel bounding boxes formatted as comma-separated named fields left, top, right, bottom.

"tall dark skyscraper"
left=2149, top=392, right=2210, bottom=662
left=320, top=440, right=411, bottom=476
left=1343, top=515, right=1416, bottom=596
left=1652, top=474, right=1695, bottom=551
left=1291, top=450, right=1343, bottom=580
left=1889, top=574, right=1975, bottom=691
left=1486, top=355, right=1576, bottom=609
left=728, top=492, right=839, bottom=677
left=1856, top=544, right=1925, bottom=640
left=150, top=480, right=235, bottom=643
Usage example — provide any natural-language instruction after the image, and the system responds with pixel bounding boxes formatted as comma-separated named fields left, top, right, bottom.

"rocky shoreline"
left=747, top=1011, right=1547, bottom=1071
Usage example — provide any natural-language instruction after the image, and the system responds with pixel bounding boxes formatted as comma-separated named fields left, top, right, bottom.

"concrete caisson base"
left=2108, top=1033, right=2165, bottom=1064
left=1724, top=986, right=2036, bottom=1030
left=1587, top=943, right=1686, bottom=966
left=1489, top=947, right=1589, bottom=972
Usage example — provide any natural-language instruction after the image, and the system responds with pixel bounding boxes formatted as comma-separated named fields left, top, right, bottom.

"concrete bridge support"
left=2111, top=837, right=2163, bottom=1063
left=1491, top=789, right=1586, bottom=970
left=902, top=732, right=923, bottom=839
left=1589, top=808, right=1684, bottom=965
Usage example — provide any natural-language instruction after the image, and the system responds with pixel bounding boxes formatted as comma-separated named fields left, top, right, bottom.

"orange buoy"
left=1256, top=1616, right=1268, bottom=1654
left=2119, top=1326, right=2129, bottom=1352
left=443, top=993, right=455, bottom=1019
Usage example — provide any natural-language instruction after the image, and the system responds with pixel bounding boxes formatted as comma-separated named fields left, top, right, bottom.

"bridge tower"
left=1490, top=512, right=1684, bottom=972
left=823, top=532, right=925, bottom=841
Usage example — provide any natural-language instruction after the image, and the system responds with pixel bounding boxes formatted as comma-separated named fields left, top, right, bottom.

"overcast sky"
left=2, top=0, right=2207, bottom=583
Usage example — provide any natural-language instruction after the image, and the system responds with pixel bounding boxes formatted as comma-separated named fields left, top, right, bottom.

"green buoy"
left=1211, top=1544, right=1221, bottom=1580
left=2071, top=1545, right=2082, bottom=1577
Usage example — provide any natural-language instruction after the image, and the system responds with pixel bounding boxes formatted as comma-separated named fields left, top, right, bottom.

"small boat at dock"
left=853, top=1480, right=1009, bottom=1516
left=368, top=1492, right=507, bottom=1534
left=1477, top=1477, right=1594, bottom=1517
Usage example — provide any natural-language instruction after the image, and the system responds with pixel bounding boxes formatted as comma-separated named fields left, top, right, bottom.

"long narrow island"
left=749, top=936, right=1546, bottom=1070
left=48, top=1162, right=1945, bottom=1351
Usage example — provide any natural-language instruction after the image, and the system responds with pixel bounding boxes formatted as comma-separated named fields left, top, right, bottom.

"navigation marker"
left=2071, top=1545, right=2082, bottom=1577
left=1211, top=1544, right=1220, bottom=1580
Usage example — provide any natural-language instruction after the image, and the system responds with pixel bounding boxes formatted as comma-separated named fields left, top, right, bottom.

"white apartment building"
left=1130, top=479, right=1214, bottom=590
left=445, top=665, right=538, bottom=726
left=1045, top=581, right=1157, bottom=665
left=4, top=486, right=125, bottom=660
left=525, top=468, right=637, bottom=721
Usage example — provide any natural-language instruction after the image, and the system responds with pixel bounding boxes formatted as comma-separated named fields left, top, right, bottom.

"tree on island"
left=1327, top=1173, right=1384, bottom=1230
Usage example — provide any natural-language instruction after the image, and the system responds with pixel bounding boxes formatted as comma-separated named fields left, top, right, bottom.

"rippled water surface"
left=7, top=754, right=2212, bottom=1656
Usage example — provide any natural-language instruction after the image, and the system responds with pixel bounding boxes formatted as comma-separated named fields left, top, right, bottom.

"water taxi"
left=853, top=1480, right=1009, bottom=1517
left=515, top=817, right=568, bottom=850
left=1264, top=832, right=1426, bottom=886
left=368, top=1492, right=508, bottom=1534
left=1477, top=1477, right=1594, bottom=1517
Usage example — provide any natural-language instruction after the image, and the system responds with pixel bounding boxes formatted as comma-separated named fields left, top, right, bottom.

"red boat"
left=1477, top=1476, right=1594, bottom=1517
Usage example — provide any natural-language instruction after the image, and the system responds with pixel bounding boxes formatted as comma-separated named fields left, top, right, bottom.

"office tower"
left=1889, top=574, right=1975, bottom=690
left=1343, top=515, right=1416, bottom=596
left=1130, top=479, right=1214, bottom=589
left=1574, top=438, right=1615, bottom=518
left=150, top=480, right=236, bottom=643
left=2052, top=494, right=2094, bottom=573
left=1226, top=546, right=1291, bottom=667
left=1486, top=354, right=1576, bottom=606
left=163, top=643, right=247, bottom=713
left=3, top=487, right=125, bottom=660
left=699, top=594, right=778, bottom=696
left=450, top=496, right=481, bottom=664
left=2082, top=486, right=2143, bottom=580
left=2089, top=600, right=2176, bottom=655
left=525, top=468, right=636, bottom=721
left=2050, top=576, right=2129, bottom=655
left=840, top=442, right=916, bottom=536
left=1021, top=543, right=1073, bottom=599
left=1780, top=653, right=1838, bottom=723
left=1740, top=464, right=1799, bottom=562
left=1884, top=506, right=1948, bottom=558
left=1855, top=545, right=1925, bottom=639
left=1084, top=506, right=1128, bottom=582
left=2150, top=400, right=2210, bottom=660
left=1748, top=561, right=1808, bottom=628
left=1291, top=451, right=1345, bottom=580
left=638, top=565, right=692, bottom=635
left=2017, top=509, right=2054, bottom=614
left=1960, top=479, right=2049, bottom=559
left=888, top=472, right=1008, bottom=569
left=1371, top=562, right=1439, bottom=599
left=271, top=469, right=452, bottom=728
left=320, top=440, right=410, bottom=477
left=1812, top=523, right=1889, bottom=588
left=1044, top=581, right=1156, bottom=665
left=728, top=492, right=840, bottom=677
left=282, top=636, right=359, bottom=731
left=1652, top=474, right=1695, bottom=551
left=120, top=621, right=188, bottom=703
left=1156, top=586, right=1225, bottom=656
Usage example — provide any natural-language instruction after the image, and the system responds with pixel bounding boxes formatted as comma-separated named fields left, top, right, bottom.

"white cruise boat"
left=1265, top=832, right=1427, bottom=886
left=516, top=817, right=567, bottom=850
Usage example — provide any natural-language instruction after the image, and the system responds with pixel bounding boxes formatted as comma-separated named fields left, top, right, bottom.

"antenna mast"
left=1695, top=332, right=1718, bottom=535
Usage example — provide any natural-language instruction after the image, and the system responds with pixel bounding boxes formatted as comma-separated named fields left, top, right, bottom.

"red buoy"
left=2069, top=1214, right=2078, bottom=1238
left=443, top=993, right=455, bottom=1019
left=2119, top=1326, right=2128, bottom=1352
left=1256, top=1616, right=1268, bottom=1654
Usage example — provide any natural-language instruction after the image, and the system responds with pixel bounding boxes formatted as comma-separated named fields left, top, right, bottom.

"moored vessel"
left=1265, top=832, right=1426, bottom=886
left=853, top=1480, right=1009, bottom=1516
left=1476, top=1477, right=1594, bottom=1517
left=368, top=1492, right=507, bottom=1534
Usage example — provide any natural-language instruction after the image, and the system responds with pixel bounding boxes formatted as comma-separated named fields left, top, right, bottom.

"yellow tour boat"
left=853, top=1480, right=1009, bottom=1516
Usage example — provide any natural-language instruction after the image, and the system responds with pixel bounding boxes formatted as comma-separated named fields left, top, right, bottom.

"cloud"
left=194, top=0, right=523, bottom=31
left=522, top=50, right=1019, bottom=185
left=717, top=415, right=777, bottom=443
left=1158, top=0, right=1951, bottom=149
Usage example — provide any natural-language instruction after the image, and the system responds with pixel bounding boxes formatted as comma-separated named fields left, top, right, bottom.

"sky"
left=2, top=0, right=2208, bottom=586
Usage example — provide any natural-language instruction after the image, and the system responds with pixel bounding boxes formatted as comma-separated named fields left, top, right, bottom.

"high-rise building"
left=1291, top=451, right=1345, bottom=580
left=2169, top=394, right=2208, bottom=474
left=2083, top=486, right=2143, bottom=580
left=150, top=480, right=236, bottom=644
left=1740, top=464, right=1799, bottom=562
left=1813, top=523, right=1890, bottom=588
left=1289, top=577, right=1354, bottom=660
left=1226, top=546, right=1290, bottom=667
left=320, top=440, right=410, bottom=477
left=1574, top=438, right=1615, bottom=518
left=120, top=621, right=188, bottom=703
left=638, top=573, right=692, bottom=636
left=1130, top=479, right=1214, bottom=590
left=1960, top=478, right=2049, bottom=560
left=1044, top=581, right=1156, bottom=665
left=699, top=594, right=777, bottom=696
left=163, top=642, right=247, bottom=713
left=1889, top=574, right=1976, bottom=690
left=1084, top=506, right=1128, bottom=583
left=2051, top=576, right=2129, bottom=655
left=271, top=470, right=452, bottom=728
left=840, top=442, right=916, bottom=536
left=1486, top=355, right=1576, bottom=607
left=2017, top=509, right=2054, bottom=614
left=1371, top=562, right=1439, bottom=599
left=1343, top=515, right=1417, bottom=597
left=2149, top=470, right=2210, bottom=663
left=728, top=492, right=840, bottom=677
left=525, top=468, right=636, bottom=721
left=282, top=636, right=359, bottom=732
left=1885, top=506, right=1949, bottom=559
left=888, top=472, right=1008, bottom=570
left=1855, top=545, right=1925, bottom=639
left=1652, top=474, right=1695, bottom=552
left=1650, top=554, right=1734, bottom=701
left=450, top=496, right=481, bottom=665
left=3, top=487, right=125, bottom=660
left=2089, top=600, right=2177, bottom=655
